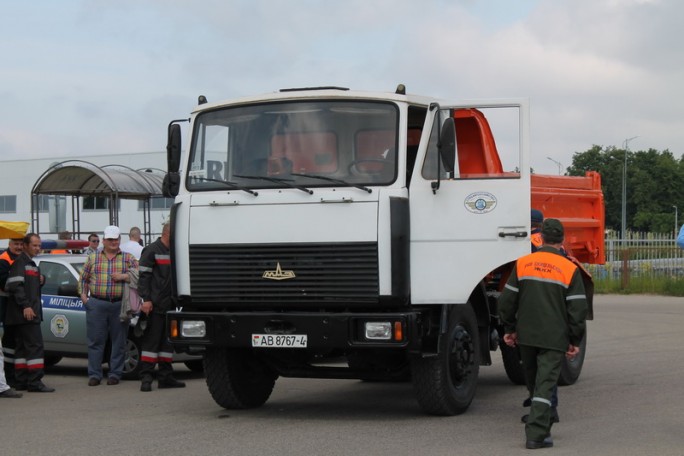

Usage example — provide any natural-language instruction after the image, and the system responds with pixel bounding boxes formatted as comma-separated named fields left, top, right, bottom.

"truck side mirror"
left=167, top=123, right=182, bottom=173
left=164, top=123, right=182, bottom=198
left=438, top=117, right=456, bottom=174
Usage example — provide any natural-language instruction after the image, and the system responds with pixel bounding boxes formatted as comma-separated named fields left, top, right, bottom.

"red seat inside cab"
left=270, top=132, right=338, bottom=174
left=454, top=109, right=504, bottom=177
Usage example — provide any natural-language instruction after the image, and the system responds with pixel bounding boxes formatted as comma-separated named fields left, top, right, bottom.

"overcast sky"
left=1, top=0, right=681, bottom=175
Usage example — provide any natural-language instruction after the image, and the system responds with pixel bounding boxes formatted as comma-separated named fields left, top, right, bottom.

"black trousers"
left=139, top=312, right=174, bottom=383
left=0, top=296, right=16, bottom=384
left=13, top=323, right=45, bottom=388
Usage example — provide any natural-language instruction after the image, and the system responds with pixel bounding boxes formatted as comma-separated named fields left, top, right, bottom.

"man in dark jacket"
left=5, top=233, right=54, bottom=393
left=498, top=219, right=587, bottom=449
left=137, top=223, right=185, bottom=392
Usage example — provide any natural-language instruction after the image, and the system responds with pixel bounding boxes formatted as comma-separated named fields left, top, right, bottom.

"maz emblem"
left=263, top=262, right=296, bottom=280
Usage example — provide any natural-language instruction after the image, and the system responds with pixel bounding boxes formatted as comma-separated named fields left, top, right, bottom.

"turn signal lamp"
left=170, top=320, right=178, bottom=338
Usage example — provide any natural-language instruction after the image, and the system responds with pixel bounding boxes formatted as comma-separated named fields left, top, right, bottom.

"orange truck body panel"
left=532, top=172, right=605, bottom=265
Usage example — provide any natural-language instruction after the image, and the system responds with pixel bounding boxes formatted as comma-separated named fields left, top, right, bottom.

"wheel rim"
left=124, top=339, right=140, bottom=374
left=449, top=325, right=475, bottom=388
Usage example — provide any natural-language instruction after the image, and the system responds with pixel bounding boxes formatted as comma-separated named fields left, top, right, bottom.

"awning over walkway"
left=31, top=160, right=164, bottom=199
left=30, top=160, right=167, bottom=242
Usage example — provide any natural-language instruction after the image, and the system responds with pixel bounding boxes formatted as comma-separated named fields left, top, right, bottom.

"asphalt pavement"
left=1, top=294, right=683, bottom=456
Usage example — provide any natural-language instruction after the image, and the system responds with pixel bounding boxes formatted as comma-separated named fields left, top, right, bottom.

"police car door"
left=409, top=100, right=531, bottom=304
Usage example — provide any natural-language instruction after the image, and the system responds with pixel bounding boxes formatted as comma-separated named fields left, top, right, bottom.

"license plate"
left=252, top=334, right=307, bottom=348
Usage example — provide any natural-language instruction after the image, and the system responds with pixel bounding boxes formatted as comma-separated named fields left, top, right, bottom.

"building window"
left=0, top=195, right=17, bottom=213
left=35, top=195, right=66, bottom=213
left=138, top=197, right=174, bottom=211
left=83, top=196, right=112, bottom=210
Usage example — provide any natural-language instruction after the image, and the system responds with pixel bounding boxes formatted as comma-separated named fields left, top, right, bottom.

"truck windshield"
left=186, top=100, right=398, bottom=191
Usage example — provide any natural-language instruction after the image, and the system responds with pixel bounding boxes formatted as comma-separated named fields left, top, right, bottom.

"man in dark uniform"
left=0, top=237, right=24, bottom=386
left=523, top=208, right=560, bottom=424
left=137, top=223, right=185, bottom=392
left=499, top=219, right=587, bottom=449
left=5, top=233, right=55, bottom=393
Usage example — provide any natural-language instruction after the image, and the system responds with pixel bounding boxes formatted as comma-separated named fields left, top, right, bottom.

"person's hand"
left=111, top=272, right=129, bottom=282
left=503, top=332, right=518, bottom=347
left=80, top=294, right=88, bottom=303
left=566, top=344, right=580, bottom=359
left=141, top=301, right=153, bottom=315
left=23, top=307, right=36, bottom=320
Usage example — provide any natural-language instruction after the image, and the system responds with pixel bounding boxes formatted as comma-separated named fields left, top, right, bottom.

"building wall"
left=0, top=152, right=168, bottom=247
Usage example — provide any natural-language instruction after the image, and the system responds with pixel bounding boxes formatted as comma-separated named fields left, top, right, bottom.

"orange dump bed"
left=532, top=171, right=605, bottom=264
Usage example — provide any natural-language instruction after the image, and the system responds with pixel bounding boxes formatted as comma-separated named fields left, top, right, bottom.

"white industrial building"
left=0, top=151, right=169, bottom=248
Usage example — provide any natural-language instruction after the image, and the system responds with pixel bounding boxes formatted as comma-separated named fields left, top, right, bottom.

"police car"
left=36, top=254, right=202, bottom=379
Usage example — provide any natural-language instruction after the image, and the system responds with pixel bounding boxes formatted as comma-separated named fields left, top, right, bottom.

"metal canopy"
left=31, top=160, right=164, bottom=199
left=30, top=160, right=166, bottom=243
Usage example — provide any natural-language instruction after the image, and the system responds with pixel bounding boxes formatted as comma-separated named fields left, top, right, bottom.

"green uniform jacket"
left=498, top=246, right=588, bottom=352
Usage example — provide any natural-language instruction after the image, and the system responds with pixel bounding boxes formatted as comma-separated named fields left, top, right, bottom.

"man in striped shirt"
left=498, top=219, right=588, bottom=449
left=79, top=225, right=138, bottom=387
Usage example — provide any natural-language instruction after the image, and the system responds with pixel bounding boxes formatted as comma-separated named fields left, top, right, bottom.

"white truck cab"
left=164, top=86, right=534, bottom=415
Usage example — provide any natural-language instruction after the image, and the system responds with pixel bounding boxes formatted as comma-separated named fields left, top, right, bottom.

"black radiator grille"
left=189, top=242, right=379, bottom=307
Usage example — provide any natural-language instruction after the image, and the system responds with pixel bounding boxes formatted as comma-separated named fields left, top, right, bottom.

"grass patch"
left=594, top=276, right=684, bottom=296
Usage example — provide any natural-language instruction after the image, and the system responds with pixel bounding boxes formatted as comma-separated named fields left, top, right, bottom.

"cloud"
left=1, top=0, right=683, bottom=177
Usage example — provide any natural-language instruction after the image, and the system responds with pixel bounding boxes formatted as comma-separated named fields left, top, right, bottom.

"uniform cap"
left=103, top=225, right=120, bottom=240
left=530, top=209, right=544, bottom=224
left=541, top=218, right=564, bottom=244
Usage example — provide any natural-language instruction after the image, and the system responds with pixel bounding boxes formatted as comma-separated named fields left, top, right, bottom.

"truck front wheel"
left=204, top=348, right=278, bottom=409
left=411, top=304, right=480, bottom=415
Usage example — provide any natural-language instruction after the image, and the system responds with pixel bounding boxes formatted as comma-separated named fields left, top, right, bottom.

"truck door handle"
left=499, top=231, right=528, bottom=238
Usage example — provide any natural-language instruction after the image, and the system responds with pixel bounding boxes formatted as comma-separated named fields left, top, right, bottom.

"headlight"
left=181, top=320, right=206, bottom=338
left=365, top=322, right=391, bottom=340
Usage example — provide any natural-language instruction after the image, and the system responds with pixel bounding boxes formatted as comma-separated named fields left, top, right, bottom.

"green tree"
left=568, top=146, right=684, bottom=234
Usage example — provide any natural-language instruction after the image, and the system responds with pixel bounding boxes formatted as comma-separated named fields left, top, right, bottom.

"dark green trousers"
left=519, top=344, right=564, bottom=442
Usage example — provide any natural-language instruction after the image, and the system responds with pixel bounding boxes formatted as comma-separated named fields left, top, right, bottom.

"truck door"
left=408, top=101, right=531, bottom=304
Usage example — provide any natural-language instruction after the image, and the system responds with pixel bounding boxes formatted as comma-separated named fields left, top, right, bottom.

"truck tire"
left=204, top=348, right=278, bottom=409
left=558, top=329, right=587, bottom=386
left=184, top=359, right=204, bottom=373
left=411, top=304, right=480, bottom=415
left=499, top=342, right=526, bottom=385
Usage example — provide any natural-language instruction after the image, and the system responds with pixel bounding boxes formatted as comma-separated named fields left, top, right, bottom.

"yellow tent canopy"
left=0, top=221, right=29, bottom=240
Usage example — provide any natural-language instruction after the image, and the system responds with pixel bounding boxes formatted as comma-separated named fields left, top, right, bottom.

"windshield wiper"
left=291, top=173, right=372, bottom=194
left=190, top=177, right=258, bottom=196
left=233, top=174, right=313, bottom=195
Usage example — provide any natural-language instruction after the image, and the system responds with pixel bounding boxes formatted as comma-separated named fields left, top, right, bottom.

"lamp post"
left=622, top=136, right=638, bottom=242
left=673, top=205, right=678, bottom=238
left=547, top=157, right=562, bottom=175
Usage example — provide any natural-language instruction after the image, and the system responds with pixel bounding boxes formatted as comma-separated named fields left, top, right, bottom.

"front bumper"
left=167, top=310, right=421, bottom=350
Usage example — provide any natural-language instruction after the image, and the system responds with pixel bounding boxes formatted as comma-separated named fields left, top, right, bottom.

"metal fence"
left=585, top=232, right=684, bottom=286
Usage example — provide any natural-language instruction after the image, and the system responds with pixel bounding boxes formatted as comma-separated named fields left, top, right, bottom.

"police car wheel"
left=120, top=334, right=143, bottom=380
left=44, top=355, right=63, bottom=367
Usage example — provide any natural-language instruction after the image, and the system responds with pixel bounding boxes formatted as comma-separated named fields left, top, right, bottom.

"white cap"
left=103, top=225, right=121, bottom=239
